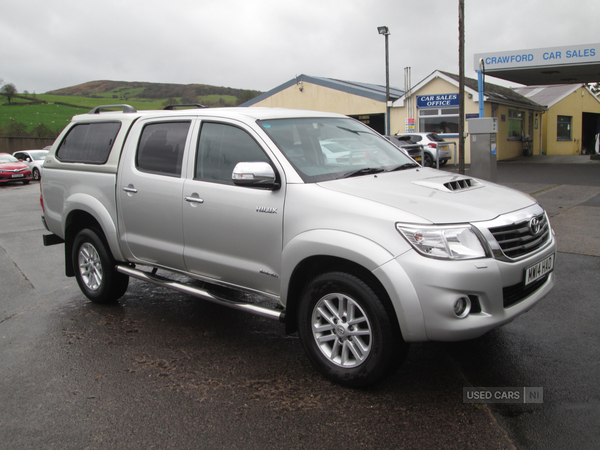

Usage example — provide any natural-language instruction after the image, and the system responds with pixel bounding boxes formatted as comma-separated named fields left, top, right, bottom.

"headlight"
left=396, top=223, right=487, bottom=260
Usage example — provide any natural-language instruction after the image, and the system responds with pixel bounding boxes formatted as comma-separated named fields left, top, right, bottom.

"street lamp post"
left=377, top=26, right=390, bottom=136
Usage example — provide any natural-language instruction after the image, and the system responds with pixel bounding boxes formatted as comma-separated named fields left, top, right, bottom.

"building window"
left=507, top=110, right=523, bottom=139
left=557, top=116, right=572, bottom=141
left=418, top=108, right=459, bottom=134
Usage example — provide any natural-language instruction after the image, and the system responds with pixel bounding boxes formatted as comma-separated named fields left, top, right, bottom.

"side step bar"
left=116, top=265, right=285, bottom=323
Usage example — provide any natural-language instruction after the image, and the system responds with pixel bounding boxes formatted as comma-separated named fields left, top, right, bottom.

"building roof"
left=512, top=84, right=600, bottom=108
left=240, top=74, right=404, bottom=107
left=395, top=70, right=545, bottom=110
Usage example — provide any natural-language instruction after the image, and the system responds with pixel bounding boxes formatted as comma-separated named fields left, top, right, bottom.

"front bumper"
left=0, top=172, right=32, bottom=183
left=376, top=226, right=556, bottom=342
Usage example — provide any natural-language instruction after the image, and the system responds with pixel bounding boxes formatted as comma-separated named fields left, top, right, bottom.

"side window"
left=56, top=122, right=121, bottom=164
left=195, top=122, right=270, bottom=183
left=136, top=121, right=191, bottom=177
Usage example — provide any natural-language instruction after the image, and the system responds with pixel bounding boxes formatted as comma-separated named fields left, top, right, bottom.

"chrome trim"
left=472, top=204, right=553, bottom=262
left=116, top=265, right=285, bottom=322
left=185, top=196, right=204, bottom=204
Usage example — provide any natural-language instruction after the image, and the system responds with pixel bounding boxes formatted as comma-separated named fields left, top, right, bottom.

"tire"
left=439, top=159, right=448, bottom=167
left=72, top=228, right=129, bottom=304
left=423, top=152, right=434, bottom=167
left=23, top=180, right=30, bottom=185
left=32, top=168, right=41, bottom=181
left=298, top=272, right=407, bottom=388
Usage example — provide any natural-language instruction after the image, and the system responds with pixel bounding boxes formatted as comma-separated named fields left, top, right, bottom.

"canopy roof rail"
left=163, top=104, right=209, bottom=110
left=88, top=104, right=138, bottom=114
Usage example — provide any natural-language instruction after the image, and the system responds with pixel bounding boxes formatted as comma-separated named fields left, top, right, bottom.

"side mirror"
left=232, top=162, right=279, bottom=190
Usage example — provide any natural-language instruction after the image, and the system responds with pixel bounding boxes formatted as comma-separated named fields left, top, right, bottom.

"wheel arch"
left=281, top=230, right=401, bottom=336
left=62, top=195, right=124, bottom=277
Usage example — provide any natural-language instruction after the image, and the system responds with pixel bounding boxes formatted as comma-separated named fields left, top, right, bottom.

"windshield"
left=259, top=118, right=417, bottom=182
left=29, top=150, right=48, bottom=160
left=0, top=154, right=19, bottom=163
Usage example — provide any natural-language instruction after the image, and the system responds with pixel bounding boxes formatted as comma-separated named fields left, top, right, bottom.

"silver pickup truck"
left=41, top=105, right=556, bottom=387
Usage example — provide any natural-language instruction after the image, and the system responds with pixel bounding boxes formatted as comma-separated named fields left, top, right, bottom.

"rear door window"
left=136, top=121, right=191, bottom=177
left=56, top=122, right=121, bottom=164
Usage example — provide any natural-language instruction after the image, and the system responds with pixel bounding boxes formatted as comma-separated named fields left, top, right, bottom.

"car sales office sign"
left=417, top=93, right=459, bottom=108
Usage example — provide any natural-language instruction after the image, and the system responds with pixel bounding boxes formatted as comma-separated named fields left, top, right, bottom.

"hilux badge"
left=256, top=206, right=278, bottom=214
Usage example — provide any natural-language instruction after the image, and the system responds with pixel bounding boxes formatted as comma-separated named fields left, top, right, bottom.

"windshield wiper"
left=388, top=163, right=420, bottom=172
left=342, top=167, right=386, bottom=178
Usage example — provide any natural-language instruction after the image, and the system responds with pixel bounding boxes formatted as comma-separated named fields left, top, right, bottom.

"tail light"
left=39, top=183, right=44, bottom=212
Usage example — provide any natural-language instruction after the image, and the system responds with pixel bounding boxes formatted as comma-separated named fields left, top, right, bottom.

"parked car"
left=393, top=133, right=452, bottom=167
left=13, top=149, right=49, bottom=181
left=384, top=135, right=426, bottom=164
left=0, top=153, right=32, bottom=184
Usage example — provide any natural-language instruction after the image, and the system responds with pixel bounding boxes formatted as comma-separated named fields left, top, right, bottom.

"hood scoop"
left=412, top=175, right=483, bottom=193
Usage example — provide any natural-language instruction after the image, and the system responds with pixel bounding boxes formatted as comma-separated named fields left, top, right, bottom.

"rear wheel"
left=423, top=152, right=434, bottom=167
left=72, top=228, right=129, bottom=304
left=298, top=272, right=407, bottom=387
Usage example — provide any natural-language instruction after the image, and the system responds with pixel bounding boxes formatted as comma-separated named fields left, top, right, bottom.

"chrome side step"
left=116, top=265, right=285, bottom=323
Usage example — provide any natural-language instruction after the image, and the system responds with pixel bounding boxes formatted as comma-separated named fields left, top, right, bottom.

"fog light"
left=454, top=297, right=471, bottom=318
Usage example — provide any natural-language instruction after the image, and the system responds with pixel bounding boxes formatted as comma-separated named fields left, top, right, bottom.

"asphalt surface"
left=1, top=155, right=599, bottom=449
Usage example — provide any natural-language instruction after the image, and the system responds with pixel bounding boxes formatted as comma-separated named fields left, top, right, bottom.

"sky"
left=2, top=0, right=599, bottom=94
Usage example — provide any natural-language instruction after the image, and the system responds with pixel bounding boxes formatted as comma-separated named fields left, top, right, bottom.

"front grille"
left=503, top=274, right=550, bottom=308
left=489, top=214, right=550, bottom=259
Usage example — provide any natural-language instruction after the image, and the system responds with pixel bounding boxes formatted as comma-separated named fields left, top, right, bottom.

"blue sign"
left=417, top=93, right=459, bottom=108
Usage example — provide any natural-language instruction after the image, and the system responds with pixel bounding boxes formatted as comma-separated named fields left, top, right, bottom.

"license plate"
left=440, top=145, right=449, bottom=151
left=11, top=174, right=24, bottom=178
left=525, top=254, right=554, bottom=285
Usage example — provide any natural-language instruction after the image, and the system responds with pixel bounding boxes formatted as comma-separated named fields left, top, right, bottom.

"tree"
left=7, top=120, right=28, bottom=137
left=181, top=87, right=198, bottom=104
left=1, top=83, right=17, bottom=104
left=236, top=90, right=260, bottom=106
left=33, top=123, right=55, bottom=138
left=162, top=98, right=179, bottom=107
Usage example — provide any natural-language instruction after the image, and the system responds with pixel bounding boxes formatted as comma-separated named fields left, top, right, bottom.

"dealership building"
left=242, top=44, right=600, bottom=163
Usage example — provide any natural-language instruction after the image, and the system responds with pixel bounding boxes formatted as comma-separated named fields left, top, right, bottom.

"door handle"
left=185, top=196, right=204, bottom=204
left=123, top=185, right=138, bottom=194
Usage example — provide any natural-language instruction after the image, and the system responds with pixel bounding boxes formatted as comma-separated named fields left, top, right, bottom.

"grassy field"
left=0, top=102, right=87, bottom=136
left=0, top=92, right=240, bottom=136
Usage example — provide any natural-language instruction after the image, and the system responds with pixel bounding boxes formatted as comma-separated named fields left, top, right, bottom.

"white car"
left=394, top=133, right=452, bottom=167
left=13, top=149, right=48, bottom=181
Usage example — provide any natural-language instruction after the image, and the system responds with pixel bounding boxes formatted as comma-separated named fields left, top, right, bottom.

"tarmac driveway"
left=1, top=156, right=599, bottom=449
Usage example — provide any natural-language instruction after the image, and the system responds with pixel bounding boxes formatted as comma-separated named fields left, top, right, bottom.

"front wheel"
left=298, top=272, right=407, bottom=387
left=32, top=168, right=41, bottom=181
left=72, top=228, right=129, bottom=304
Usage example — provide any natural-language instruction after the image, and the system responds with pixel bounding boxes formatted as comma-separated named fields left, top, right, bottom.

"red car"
left=0, top=153, right=33, bottom=184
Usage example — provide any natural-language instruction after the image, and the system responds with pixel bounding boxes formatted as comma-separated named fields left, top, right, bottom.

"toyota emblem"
left=529, top=216, right=542, bottom=235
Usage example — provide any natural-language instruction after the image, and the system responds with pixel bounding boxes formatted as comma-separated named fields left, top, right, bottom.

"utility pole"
left=458, top=0, right=465, bottom=174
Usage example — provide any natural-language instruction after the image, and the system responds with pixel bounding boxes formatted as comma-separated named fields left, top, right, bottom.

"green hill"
left=1, top=80, right=262, bottom=138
